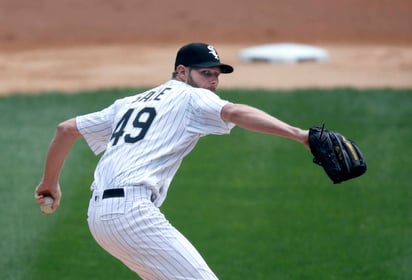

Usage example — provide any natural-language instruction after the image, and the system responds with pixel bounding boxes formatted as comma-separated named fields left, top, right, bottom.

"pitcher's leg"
left=88, top=200, right=218, bottom=280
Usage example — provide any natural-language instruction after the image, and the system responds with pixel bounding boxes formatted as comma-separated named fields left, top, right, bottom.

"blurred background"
left=1, top=0, right=411, bottom=46
left=0, top=0, right=411, bottom=93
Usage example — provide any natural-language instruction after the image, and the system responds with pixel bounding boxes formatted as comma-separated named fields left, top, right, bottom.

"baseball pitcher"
left=35, top=43, right=311, bottom=279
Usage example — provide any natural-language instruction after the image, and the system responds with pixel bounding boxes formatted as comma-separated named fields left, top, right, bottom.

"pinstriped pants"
left=87, top=186, right=218, bottom=280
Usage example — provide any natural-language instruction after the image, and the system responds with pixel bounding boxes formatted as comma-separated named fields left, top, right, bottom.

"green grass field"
left=1, top=87, right=411, bottom=280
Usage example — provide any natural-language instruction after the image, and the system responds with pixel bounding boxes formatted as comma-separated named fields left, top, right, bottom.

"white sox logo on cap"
left=207, top=45, right=220, bottom=61
left=174, top=42, right=234, bottom=73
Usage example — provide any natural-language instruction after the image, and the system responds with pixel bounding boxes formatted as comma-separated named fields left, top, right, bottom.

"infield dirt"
left=0, top=0, right=411, bottom=94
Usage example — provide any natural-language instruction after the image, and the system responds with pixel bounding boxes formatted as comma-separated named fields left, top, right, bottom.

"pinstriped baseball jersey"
left=76, top=79, right=235, bottom=206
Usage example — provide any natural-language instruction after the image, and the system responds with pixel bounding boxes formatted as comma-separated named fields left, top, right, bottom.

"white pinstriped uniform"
left=76, top=79, right=235, bottom=279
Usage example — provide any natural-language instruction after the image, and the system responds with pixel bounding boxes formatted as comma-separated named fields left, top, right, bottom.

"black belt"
left=102, top=188, right=124, bottom=199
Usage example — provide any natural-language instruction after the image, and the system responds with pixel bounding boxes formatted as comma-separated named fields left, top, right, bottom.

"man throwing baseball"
left=35, top=42, right=309, bottom=279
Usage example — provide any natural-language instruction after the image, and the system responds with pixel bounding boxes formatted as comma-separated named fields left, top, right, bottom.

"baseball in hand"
left=40, top=196, right=55, bottom=214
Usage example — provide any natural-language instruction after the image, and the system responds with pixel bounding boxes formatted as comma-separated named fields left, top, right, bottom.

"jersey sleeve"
left=187, top=89, right=236, bottom=135
left=76, top=101, right=120, bottom=155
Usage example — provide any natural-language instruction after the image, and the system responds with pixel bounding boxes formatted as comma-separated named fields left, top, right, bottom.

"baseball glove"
left=308, top=124, right=367, bottom=184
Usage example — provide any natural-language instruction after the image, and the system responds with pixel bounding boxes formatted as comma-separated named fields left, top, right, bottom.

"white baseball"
left=40, top=196, right=55, bottom=214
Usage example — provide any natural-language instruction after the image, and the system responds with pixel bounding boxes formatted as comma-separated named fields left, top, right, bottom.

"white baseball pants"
left=87, top=186, right=218, bottom=280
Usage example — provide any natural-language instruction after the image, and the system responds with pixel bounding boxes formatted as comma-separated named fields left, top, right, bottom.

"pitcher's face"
left=186, top=67, right=221, bottom=92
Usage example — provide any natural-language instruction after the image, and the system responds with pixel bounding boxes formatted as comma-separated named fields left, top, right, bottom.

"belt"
left=93, top=187, right=155, bottom=202
left=102, top=188, right=124, bottom=199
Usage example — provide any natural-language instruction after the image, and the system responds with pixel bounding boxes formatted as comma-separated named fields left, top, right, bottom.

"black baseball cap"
left=174, top=43, right=234, bottom=74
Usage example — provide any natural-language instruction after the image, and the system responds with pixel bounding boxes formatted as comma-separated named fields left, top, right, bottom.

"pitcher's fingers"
left=34, top=192, right=45, bottom=204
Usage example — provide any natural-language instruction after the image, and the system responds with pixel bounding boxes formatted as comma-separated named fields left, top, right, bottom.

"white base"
left=239, top=43, right=329, bottom=64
